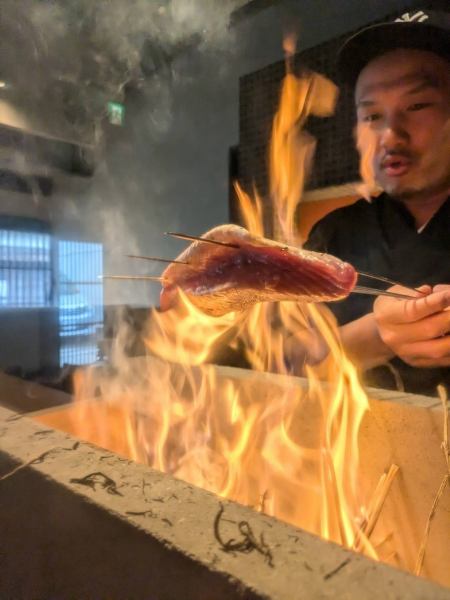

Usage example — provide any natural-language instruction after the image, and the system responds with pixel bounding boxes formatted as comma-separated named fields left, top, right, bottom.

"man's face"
left=355, top=49, right=450, bottom=201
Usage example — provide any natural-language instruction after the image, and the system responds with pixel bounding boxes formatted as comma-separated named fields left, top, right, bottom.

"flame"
left=40, top=54, right=381, bottom=558
left=270, top=71, right=337, bottom=242
left=283, top=33, right=297, bottom=59
left=355, top=121, right=383, bottom=200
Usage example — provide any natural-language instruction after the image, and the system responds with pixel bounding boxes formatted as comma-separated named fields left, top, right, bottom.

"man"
left=305, top=9, right=450, bottom=395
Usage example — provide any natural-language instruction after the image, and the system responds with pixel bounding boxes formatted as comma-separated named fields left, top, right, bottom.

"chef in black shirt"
left=305, top=10, right=450, bottom=396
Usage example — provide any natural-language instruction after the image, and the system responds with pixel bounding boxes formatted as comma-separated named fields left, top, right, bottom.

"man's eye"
left=362, top=113, right=381, bottom=123
left=408, top=102, right=432, bottom=111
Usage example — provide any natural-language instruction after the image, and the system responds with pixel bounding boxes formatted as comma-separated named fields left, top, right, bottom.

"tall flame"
left=270, top=68, right=337, bottom=243
left=355, top=121, right=382, bottom=200
left=46, top=47, right=380, bottom=558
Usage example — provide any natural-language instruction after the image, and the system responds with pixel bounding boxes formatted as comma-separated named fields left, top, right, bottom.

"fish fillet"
left=160, top=225, right=356, bottom=316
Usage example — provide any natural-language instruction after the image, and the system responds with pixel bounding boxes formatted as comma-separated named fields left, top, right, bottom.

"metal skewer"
left=165, top=231, right=239, bottom=249
left=166, top=231, right=423, bottom=294
left=114, top=232, right=425, bottom=302
left=352, top=286, right=416, bottom=300
left=124, top=257, right=424, bottom=297
left=357, top=271, right=425, bottom=295
left=101, top=275, right=165, bottom=282
left=127, top=254, right=189, bottom=265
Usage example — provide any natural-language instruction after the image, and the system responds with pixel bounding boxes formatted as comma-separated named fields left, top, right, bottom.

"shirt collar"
left=379, top=193, right=450, bottom=233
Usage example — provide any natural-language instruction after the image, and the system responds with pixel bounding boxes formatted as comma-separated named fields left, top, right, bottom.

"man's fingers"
left=403, top=290, right=450, bottom=321
left=375, top=286, right=450, bottom=324
left=397, top=335, right=450, bottom=367
left=433, top=284, right=450, bottom=293
left=416, top=284, right=433, bottom=295
left=379, top=309, right=450, bottom=347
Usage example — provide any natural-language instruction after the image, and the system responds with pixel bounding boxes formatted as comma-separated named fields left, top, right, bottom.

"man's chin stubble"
left=381, top=178, right=450, bottom=203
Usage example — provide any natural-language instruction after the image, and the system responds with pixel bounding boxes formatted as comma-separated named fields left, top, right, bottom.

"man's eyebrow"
left=356, top=99, right=376, bottom=108
left=356, top=71, right=440, bottom=106
left=405, top=80, right=438, bottom=95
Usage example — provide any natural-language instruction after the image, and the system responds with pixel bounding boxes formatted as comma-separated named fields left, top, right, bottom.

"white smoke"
left=21, top=0, right=236, bottom=103
left=2, top=0, right=244, bottom=306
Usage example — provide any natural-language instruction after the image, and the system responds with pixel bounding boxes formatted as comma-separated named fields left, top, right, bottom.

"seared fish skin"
left=160, top=225, right=356, bottom=316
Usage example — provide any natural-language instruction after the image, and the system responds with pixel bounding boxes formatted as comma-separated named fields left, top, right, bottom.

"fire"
left=355, top=121, right=383, bottom=200
left=270, top=68, right=337, bottom=243
left=39, top=47, right=382, bottom=558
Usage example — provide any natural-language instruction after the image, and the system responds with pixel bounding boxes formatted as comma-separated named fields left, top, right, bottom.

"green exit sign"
left=107, top=101, right=125, bottom=126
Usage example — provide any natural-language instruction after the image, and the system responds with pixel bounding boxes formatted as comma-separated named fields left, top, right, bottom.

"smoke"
left=2, top=1, right=244, bottom=306
left=1, top=0, right=242, bottom=165
left=2, top=0, right=237, bottom=122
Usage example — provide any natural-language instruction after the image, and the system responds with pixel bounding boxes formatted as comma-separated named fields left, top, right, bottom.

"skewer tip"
left=165, top=231, right=239, bottom=249
left=101, top=275, right=164, bottom=283
left=126, top=254, right=189, bottom=265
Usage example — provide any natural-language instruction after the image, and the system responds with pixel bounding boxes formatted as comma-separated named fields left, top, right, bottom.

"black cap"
left=337, top=9, right=450, bottom=86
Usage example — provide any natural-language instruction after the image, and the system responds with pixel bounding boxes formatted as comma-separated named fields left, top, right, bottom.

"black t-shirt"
left=305, top=193, right=450, bottom=396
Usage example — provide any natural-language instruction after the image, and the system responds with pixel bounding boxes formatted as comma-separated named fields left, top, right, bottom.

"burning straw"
left=353, top=463, right=399, bottom=553
left=414, top=385, right=449, bottom=576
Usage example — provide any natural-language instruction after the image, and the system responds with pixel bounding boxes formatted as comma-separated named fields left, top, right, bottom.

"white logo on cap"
left=395, top=10, right=429, bottom=23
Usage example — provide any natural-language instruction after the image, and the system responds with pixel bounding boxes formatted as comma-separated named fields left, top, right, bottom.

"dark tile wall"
left=234, top=1, right=441, bottom=234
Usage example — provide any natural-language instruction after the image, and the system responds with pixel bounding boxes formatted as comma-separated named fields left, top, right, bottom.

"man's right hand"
left=373, top=285, right=450, bottom=368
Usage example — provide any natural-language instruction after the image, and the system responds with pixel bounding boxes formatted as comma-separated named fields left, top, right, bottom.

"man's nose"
left=379, top=112, right=409, bottom=148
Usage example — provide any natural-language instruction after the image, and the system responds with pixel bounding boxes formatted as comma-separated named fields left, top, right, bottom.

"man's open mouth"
left=381, top=156, right=412, bottom=177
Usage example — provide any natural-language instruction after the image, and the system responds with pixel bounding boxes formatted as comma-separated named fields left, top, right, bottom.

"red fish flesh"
left=160, top=225, right=356, bottom=316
